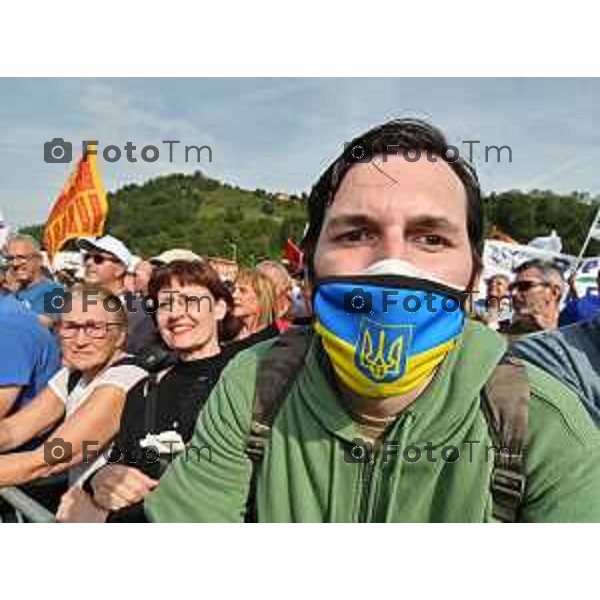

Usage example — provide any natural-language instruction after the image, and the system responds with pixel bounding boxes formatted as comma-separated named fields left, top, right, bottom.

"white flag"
left=590, top=210, right=600, bottom=241
left=528, top=229, right=563, bottom=253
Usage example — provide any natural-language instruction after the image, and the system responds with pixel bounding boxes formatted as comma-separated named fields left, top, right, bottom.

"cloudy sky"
left=1, top=77, right=599, bottom=227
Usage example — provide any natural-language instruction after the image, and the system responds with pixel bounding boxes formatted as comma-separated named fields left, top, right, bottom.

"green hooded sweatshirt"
left=145, top=321, right=600, bottom=522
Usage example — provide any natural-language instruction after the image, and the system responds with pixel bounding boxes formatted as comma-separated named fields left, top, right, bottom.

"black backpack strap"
left=66, top=371, right=83, bottom=395
left=481, top=355, right=530, bottom=523
left=244, top=326, right=311, bottom=521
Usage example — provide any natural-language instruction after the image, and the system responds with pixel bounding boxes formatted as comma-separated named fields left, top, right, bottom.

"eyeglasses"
left=3, top=253, right=36, bottom=263
left=84, top=253, right=120, bottom=265
left=59, top=321, right=123, bottom=339
left=508, top=280, right=549, bottom=293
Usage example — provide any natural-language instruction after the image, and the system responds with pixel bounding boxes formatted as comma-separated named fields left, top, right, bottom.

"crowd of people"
left=2, top=117, right=600, bottom=522
left=0, top=229, right=310, bottom=520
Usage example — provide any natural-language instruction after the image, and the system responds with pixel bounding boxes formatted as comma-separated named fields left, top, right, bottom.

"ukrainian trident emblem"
left=355, top=318, right=412, bottom=382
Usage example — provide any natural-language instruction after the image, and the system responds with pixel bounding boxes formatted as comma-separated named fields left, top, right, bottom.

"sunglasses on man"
left=84, top=253, right=121, bottom=265
left=508, top=280, right=550, bottom=293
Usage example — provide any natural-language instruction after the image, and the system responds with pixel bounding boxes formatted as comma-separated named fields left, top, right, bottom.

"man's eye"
left=414, top=234, right=449, bottom=248
left=336, top=229, right=374, bottom=243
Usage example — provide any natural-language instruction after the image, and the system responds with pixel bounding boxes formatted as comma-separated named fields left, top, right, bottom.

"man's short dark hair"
left=301, top=118, right=483, bottom=282
left=514, top=259, right=565, bottom=288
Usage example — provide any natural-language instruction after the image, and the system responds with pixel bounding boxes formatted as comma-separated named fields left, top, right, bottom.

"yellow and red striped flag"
left=43, top=151, right=108, bottom=260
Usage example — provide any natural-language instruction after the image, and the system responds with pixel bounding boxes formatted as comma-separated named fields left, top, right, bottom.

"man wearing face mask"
left=146, top=119, right=600, bottom=523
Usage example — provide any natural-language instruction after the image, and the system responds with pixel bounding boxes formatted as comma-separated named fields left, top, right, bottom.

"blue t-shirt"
left=559, top=293, right=600, bottom=327
left=0, top=293, right=32, bottom=317
left=0, top=313, right=62, bottom=411
left=13, top=278, right=64, bottom=316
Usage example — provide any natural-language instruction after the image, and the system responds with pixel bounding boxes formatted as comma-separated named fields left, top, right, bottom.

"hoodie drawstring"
left=384, top=412, right=416, bottom=522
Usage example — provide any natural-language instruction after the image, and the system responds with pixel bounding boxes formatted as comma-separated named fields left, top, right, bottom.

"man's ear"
left=214, top=298, right=227, bottom=322
left=550, top=283, right=563, bottom=302
left=114, top=263, right=127, bottom=280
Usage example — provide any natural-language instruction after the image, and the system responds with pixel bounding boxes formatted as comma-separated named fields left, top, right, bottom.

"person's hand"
left=55, top=486, right=108, bottom=523
left=567, top=272, right=579, bottom=299
left=91, top=464, right=159, bottom=512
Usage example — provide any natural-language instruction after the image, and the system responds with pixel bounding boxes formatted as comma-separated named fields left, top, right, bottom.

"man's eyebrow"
left=324, top=214, right=378, bottom=232
left=325, top=214, right=463, bottom=234
left=405, top=215, right=462, bottom=234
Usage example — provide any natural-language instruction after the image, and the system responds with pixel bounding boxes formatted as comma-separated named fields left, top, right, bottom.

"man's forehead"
left=326, top=155, right=467, bottom=221
left=517, top=268, right=542, bottom=280
left=336, top=154, right=465, bottom=194
left=489, top=276, right=509, bottom=285
left=8, top=239, right=36, bottom=252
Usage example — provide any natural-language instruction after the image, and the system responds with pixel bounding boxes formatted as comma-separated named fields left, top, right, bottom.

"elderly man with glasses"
left=3, top=234, right=63, bottom=326
left=499, top=259, right=565, bottom=337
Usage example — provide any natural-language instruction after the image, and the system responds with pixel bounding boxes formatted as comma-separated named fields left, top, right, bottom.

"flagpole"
left=575, top=205, right=600, bottom=269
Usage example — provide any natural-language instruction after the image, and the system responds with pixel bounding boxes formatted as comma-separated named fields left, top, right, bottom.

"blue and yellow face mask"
left=312, top=259, right=467, bottom=398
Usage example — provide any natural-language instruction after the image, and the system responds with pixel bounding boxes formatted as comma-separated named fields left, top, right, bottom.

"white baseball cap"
left=149, top=248, right=203, bottom=265
left=127, top=255, right=142, bottom=274
left=77, top=235, right=133, bottom=269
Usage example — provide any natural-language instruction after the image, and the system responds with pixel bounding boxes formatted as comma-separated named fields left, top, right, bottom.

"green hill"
left=104, top=171, right=308, bottom=264
left=23, top=171, right=308, bottom=265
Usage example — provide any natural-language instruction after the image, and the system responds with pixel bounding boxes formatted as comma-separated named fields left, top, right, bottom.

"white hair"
left=6, top=233, right=40, bottom=252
